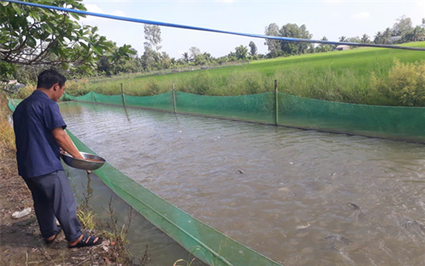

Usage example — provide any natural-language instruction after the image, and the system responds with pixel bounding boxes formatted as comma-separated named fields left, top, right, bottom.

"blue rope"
left=2, top=0, right=425, bottom=51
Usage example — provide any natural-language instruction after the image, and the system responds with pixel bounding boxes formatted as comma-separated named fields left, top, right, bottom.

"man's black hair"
left=37, top=70, right=66, bottom=89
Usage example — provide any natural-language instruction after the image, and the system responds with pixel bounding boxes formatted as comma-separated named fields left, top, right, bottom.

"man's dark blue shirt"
left=13, top=90, right=67, bottom=178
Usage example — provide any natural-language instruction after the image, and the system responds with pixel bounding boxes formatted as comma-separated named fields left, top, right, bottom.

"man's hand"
left=52, top=128, right=84, bottom=160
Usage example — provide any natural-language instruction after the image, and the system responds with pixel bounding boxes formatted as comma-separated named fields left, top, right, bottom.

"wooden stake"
left=121, top=83, right=126, bottom=106
left=275, top=80, right=278, bottom=126
left=172, top=80, right=177, bottom=113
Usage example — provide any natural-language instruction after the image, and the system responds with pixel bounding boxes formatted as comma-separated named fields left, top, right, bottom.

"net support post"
left=121, top=83, right=126, bottom=107
left=275, top=79, right=278, bottom=126
left=172, top=80, right=177, bottom=113
left=90, top=87, right=94, bottom=103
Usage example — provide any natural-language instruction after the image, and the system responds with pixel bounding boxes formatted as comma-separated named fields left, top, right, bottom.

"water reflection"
left=82, top=172, right=93, bottom=207
left=61, top=102, right=425, bottom=266
left=124, top=106, right=131, bottom=123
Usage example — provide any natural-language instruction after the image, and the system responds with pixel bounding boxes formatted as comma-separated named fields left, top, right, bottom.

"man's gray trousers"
left=23, top=170, right=82, bottom=242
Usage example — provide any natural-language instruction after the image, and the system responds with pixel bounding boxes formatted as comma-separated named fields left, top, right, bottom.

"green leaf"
left=79, top=42, right=88, bottom=50
left=9, top=41, right=19, bottom=49
left=27, top=36, right=36, bottom=48
left=70, top=12, right=80, bottom=20
left=91, top=45, right=102, bottom=55
left=1, top=1, right=9, bottom=6
left=41, top=23, right=53, bottom=34
left=61, top=62, right=70, bottom=70
left=29, top=11, right=41, bottom=22
left=11, top=3, right=21, bottom=15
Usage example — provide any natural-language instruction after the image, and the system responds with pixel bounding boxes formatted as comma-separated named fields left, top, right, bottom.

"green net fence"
left=278, top=94, right=425, bottom=141
left=8, top=98, right=22, bottom=109
left=63, top=91, right=425, bottom=143
left=175, top=91, right=275, bottom=124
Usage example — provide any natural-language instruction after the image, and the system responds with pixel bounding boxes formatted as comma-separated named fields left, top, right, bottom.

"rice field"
left=66, top=41, right=425, bottom=106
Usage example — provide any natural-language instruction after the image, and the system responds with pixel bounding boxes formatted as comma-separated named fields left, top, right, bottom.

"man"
left=13, top=69, right=102, bottom=248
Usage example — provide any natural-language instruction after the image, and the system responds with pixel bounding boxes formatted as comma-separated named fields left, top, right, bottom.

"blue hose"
left=2, top=0, right=425, bottom=51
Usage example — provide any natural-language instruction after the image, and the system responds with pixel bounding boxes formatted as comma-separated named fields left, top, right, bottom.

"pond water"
left=61, top=102, right=425, bottom=266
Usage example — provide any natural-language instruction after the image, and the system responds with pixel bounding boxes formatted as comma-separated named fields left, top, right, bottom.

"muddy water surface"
left=61, top=102, right=425, bottom=266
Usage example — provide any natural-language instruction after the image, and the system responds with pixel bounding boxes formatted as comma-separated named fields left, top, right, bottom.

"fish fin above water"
left=349, top=202, right=362, bottom=212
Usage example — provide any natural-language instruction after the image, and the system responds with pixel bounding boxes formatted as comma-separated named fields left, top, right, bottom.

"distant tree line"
left=373, top=16, right=425, bottom=44
left=264, top=15, right=425, bottom=58
left=1, top=1, right=424, bottom=84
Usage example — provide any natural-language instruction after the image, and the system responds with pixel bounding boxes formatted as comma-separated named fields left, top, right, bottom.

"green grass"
left=0, top=93, right=16, bottom=153
left=66, top=41, right=425, bottom=105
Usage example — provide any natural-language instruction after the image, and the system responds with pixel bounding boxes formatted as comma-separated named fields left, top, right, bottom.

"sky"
left=79, top=0, right=425, bottom=59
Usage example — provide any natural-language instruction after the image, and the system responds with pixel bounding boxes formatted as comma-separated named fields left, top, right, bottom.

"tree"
left=279, top=23, right=312, bottom=55
left=249, top=41, right=257, bottom=56
left=110, top=44, right=137, bottom=74
left=97, top=44, right=137, bottom=75
left=235, top=45, right=248, bottom=60
left=141, top=46, right=157, bottom=71
left=393, top=15, right=413, bottom=36
left=264, top=23, right=281, bottom=58
left=227, top=51, right=237, bottom=61
left=159, top=51, right=171, bottom=69
left=348, top=37, right=361, bottom=48
left=182, top=52, right=189, bottom=63
left=315, top=36, right=332, bottom=53
left=0, top=60, right=16, bottom=81
left=141, top=25, right=163, bottom=71
left=404, top=26, right=425, bottom=42
left=339, top=36, right=347, bottom=42
left=194, top=54, right=207, bottom=65
left=189, top=47, right=201, bottom=61
left=144, top=25, right=162, bottom=51
left=361, top=34, right=370, bottom=43
left=202, top=52, right=213, bottom=63
left=0, top=0, right=113, bottom=71
left=97, top=56, right=112, bottom=76
left=381, top=28, right=392, bottom=44
left=374, top=28, right=392, bottom=44
left=217, top=56, right=228, bottom=65
left=110, top=44, right=136, bottom=65
left=374, top=31, right=382, bottom=44
left=170, top=57, right=176, bottom=67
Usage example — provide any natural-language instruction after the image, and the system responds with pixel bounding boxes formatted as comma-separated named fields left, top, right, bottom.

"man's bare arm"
left=52, top=127, right=84, bottom=160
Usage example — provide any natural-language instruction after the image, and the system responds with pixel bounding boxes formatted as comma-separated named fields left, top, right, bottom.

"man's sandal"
left=68, top=235, right=103, bottom=248
left=45, top=227, right=62, bottom=245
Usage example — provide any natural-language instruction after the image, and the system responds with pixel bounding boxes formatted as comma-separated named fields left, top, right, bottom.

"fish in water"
left=324, top=234, right=352, bottom=252
left=349, top=202, right=361, bottom=211
left=296, top=222, right=310, bottom=229
left=324, top=235, right=351, bottom=245
left=402, top=219, right=425, bottom=232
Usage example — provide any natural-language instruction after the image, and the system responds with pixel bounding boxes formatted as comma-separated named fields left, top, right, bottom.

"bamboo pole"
left=275, top=80, right=278, bottom=126
left=121, top=83, right=126, bottom=106
left=172, top=80, right=177, bottom=113
left=90, top=83, right=94, bottom=103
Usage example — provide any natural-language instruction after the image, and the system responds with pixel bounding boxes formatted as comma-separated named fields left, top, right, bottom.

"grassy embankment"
left=0, top=95, right=15, bottom=155
left=66, top=41, right=425, bottom=106
left=0, top=85, right=36, bottom=161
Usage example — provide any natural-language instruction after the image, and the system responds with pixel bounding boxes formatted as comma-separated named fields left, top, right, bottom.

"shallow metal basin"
left=61, top=152, right=106, bottom=170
